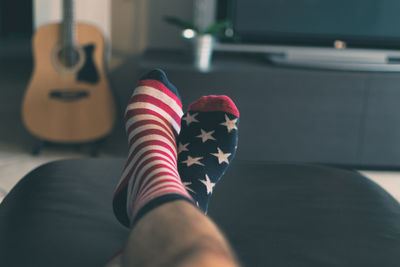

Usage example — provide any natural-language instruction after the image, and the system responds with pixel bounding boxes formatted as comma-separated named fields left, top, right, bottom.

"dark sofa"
left=0, top=159, right=399, bottom=266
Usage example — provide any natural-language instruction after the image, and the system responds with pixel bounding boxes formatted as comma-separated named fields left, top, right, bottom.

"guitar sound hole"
left=58, top=48, right=80, bottom=68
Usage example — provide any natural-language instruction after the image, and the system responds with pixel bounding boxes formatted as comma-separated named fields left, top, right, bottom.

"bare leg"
left=106, top=201, right=239, bottom=267
left=108, top=70, right=240, bottom=266
left=123, top=201, right=238, bottom=267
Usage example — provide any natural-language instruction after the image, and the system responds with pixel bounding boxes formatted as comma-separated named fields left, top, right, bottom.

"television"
left=214, top=0, right=400, bottom=72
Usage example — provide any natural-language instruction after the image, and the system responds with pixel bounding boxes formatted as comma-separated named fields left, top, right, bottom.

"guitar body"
left=22, top=23, right=115, bottom=143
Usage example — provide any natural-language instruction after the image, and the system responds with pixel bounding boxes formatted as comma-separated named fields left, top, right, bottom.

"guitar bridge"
left=49, top=90, right=89, bottom=102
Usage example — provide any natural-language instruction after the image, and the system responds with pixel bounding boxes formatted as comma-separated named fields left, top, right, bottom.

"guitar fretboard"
left=61, top=0, right=78, bottom=67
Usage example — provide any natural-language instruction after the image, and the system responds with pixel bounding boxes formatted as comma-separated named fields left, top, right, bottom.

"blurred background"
left=1, top=0, right=400, bottom=202
left=0, top=0, right=194, bottom=201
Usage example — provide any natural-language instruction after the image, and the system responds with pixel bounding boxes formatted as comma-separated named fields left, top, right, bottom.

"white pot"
left=193, top=34, right=215, bottom=72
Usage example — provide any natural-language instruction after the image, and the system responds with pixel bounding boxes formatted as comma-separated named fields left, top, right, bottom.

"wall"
left=33, top=0, right=142, bottom=68
left=146, top=0, right=193, bottom=50
left=110, top=0, right=195, bottom=55
left=33, top=0, right=194, bottom=58
left=33, top=0, right=111, bottom=59
left=111, top=0, right=147, bottom=57
left=33, top=0, right=111, bottom=39
left=109, top=0, right=193, bottom=69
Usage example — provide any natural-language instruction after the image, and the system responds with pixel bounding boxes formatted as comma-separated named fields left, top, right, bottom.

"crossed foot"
left=112, top=69, right=239, bottom=227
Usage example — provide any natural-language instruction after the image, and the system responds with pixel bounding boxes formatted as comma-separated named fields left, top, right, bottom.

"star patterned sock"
left=177, top=95, right=239, bottom=213
left=112, top=69, right=193, bottom=227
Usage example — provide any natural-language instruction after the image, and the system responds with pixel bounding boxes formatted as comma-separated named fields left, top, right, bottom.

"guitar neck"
left=62, top=0, right=75, bottom=49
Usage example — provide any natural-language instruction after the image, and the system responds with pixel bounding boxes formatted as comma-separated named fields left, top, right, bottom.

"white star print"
left=220, top=114, right=238, bottom=133
left=200, top=174, right=216, bottom=195
left=196, top=129, right=216, bottom=143
left=182, top=112, right=199, bottom=126
left=181, top=155, right=204, bottom=167
left=211, top=147, right=231, bottom=164
left=183, top=181, right=195, bottom=193
left=178, top=142, right=189, bottom=154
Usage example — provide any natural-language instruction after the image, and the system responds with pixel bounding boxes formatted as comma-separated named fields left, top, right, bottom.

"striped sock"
left=177, top=95, right=239, bottom=213
left=113, top=69, right=193, bottom=227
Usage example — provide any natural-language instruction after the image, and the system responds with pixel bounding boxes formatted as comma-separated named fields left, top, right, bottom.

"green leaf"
left=163, top=16, right=198, bottom=32
left=202, top=20, right=231, bottom=35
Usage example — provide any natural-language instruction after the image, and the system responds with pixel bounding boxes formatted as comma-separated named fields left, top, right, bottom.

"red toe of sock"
left=188, top=95, right=239, bottom=117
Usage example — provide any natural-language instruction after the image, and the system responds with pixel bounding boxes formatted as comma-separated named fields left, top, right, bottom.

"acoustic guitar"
left=22, top=0, right=115, bottom=143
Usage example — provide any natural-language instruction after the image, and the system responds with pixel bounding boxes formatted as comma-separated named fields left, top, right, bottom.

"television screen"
left=228, top=0, right=400, bottom=49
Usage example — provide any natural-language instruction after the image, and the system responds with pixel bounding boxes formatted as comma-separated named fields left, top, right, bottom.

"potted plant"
left=164, top=16, right=232, bottom=71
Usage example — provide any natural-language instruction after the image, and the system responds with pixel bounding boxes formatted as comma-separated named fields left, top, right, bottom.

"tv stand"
left=214, top=43, right=400, bottom=72
left=136, top=49, right=400, bottom=168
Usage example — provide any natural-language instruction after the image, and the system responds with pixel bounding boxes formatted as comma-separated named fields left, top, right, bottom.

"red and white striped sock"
left=113, top=69, right=193, bottom=227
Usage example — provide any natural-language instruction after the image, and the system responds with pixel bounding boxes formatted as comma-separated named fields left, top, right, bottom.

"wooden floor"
left=0, top=142, right=90, bottom=202
left=360, top=170, right=400, bottom=202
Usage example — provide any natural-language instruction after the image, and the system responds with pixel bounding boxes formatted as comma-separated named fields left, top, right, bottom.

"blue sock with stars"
left=177, top=95, right=239, bottom=213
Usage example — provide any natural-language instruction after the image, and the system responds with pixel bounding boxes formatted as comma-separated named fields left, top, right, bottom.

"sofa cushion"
left=0, top=159, right=399, bottom=267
